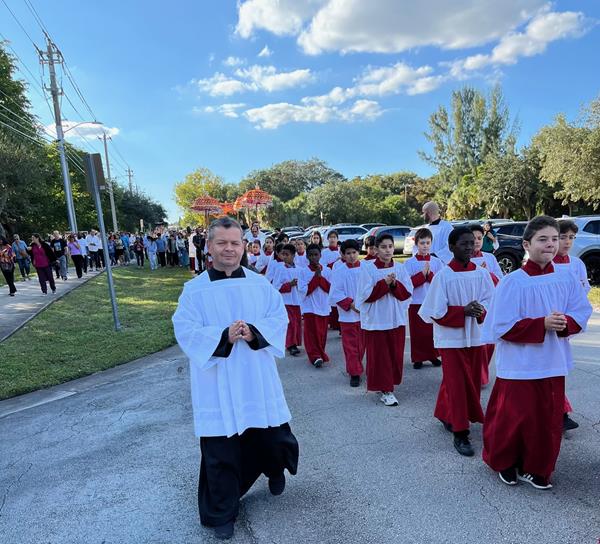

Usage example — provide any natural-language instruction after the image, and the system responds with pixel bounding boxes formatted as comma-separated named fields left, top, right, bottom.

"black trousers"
left=198, top=423, right=299, bottom=527
left=135, top=251, right=144, bottom=266
left=71, top=255, right=84, bottom=278
left=158, top=251, right=167, bottom=267
left=168, top=251, right=179, bottom=267
left=1, top=266, right=16, bottom=294
left=36, top=266, right=56, bottom=293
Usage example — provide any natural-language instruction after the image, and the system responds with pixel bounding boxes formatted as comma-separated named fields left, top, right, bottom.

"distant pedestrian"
left=29, top=234, right=56, bottom=295
left=155, top=233, right=167, bottom=267
left=0, top=236, right=17, bottom=296
left=114, top=234, right=125, bottom=264
left=51, top=231, right=68, bottom=280
left=147, top=236, right=158, bottom=270
left=167, top=233, right=179, bottom=267
left=77, top=232, right=89, bottom=274
left=177, top=232, right=188, bottom=267
left=107, top=235, right=117, bottom=266
left=67, top=234, right=84, bottom=278
left=133, top=236, right=145, bottom=267
left=11, top=234, right=31, bottom=281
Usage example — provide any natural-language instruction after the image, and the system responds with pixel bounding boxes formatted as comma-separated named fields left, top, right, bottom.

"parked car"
left=360, top=223, right=386, bottom=231
left=563, top=216, right=600, bottom=285
left=492, top=221, right=527, bottom=274
left=281, top=226, right=305, bottom=237
left=362, top=225, right=412, bottom=254
left=323, top=225, right=368, bottom=243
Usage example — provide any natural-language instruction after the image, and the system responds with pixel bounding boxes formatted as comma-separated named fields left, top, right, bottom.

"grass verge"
left=0, top=266, right=190, bottom=400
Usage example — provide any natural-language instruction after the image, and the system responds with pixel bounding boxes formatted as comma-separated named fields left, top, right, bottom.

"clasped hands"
left=384, top=272, right=396, bottom=287
left=228, top=320, right=255, bottom=344
left=544, top=311, right=568, bottom=332
left=464, top=301, right=485, bottom=318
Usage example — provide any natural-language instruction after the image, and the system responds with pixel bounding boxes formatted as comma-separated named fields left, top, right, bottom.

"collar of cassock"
left=345, top=261, right=360, bottom=268
left=429, top=218, right=441, bottom=226
left=297, top=251, right=305, bottom=256
left=328, top=245, right=339, bottom=251
left=415, top=254, right=431, bottom=261
left=553, top=254, right=570, bottom=264
left=208, top=266, right=245, bottom=281
left=522, top=260, right=554, bottom=276
left=472, top=250, right=484, bottom=258
left=309, top=263, right=322, bottom=271
left=448, top=259, right=476, bottom=272
left=374, top=258, right=393, bottom=269
left=264, top=250, right=273, bottom=256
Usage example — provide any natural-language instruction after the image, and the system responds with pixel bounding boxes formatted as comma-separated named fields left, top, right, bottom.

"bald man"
left=414, top=202, right=453, bottom=263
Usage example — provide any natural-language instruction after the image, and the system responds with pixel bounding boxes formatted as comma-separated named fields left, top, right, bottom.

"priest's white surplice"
left=172, top=268, right=291, bottom=438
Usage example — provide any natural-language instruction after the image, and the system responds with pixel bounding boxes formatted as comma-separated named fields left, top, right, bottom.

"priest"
left=172, top=217, right=299, bottom=541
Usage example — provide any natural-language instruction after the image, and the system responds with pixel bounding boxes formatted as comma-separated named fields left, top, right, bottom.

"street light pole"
left=40, top=36, right=77, bottom=233
left=100, top=132, right=119, bottom=232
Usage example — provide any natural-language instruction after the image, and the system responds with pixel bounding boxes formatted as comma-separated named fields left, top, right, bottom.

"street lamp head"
left=63, top=120, right=103, bottom=133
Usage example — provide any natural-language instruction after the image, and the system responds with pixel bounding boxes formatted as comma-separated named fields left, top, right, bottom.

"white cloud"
left=258, top=45, right=273, bottom=57
left=196, top=103, right=247, bottom=118
left=237, top=0, right=545, bottom=54
left=243, top=98, right=382, bottom=129
left=46, top=122, right=119, bottom=140
left=195, top=73, right=249, bottom=96
left=236, top=0, right=325, bottom=38
left=449, top=8, right=589, bottom=77
left=234, top=65, right=313, bottom=92
left=195, top=65, right=314, bottom=96
left=223, top=56, right=246, bottom=67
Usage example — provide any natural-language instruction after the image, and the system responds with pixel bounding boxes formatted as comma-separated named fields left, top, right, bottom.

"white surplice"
left=172, top=268, right=291, bottom=438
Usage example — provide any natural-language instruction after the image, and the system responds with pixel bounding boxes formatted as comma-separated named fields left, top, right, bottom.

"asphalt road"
left=1, top=314, right=599, bottom=544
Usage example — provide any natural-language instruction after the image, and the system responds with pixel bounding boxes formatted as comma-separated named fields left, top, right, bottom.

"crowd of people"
left=173, top=204, right=593, bottom=540
left=0, top=226, right=215, bottom=297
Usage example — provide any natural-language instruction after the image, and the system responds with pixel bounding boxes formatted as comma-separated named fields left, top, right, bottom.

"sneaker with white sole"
left=380, top=392, right=398, bottom=406
left=498, top=467, right=518, bottom=486
left=517, top=472, right=552, bottom=490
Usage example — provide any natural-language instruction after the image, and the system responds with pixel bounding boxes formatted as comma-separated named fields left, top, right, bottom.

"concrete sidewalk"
left=0, top=315, right=599, bottom=544
left=0, top=267, right=102, bottom=342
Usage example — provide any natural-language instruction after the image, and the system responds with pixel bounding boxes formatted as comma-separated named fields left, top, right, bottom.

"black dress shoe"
left=288, top=346, right=300, bottom=356
left=430, top=358, right=442, bottom=367
left=268, top=473, right=286, bottom=496
left=313, top=358, right=323, bottom=368
left=350, top=375, right=360, bottom=387
left=214, top=521, right=234, bottom=540
left=563, top=414, right=579, bottom=431
left=453, top=436, right=475, bottom=457
left=413, top=361, right=423, bottom=369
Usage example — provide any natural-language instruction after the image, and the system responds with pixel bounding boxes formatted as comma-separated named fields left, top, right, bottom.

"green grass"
left=0, top=266, right=190, bottom=400
left=589, top=286, right=600, bottom=309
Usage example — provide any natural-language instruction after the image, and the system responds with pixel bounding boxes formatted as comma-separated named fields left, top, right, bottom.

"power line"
left=0, top=0, right=41, bottom=52
left=21, top=0, right=51, bottom=37
left=0, top=116, right=50, bottom=145
left=109, top=138, right=130, bottom=168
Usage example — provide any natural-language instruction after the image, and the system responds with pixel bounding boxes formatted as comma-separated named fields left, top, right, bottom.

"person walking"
left=155, top=232, right=167, bottom=267
left=133, top=236, right=145, bottom=267
left=51, top=231, right=68, bottom=280
left=177, top=232, right=189, bottom=267
left=147, top=236, right=158, bottom=270
left=29, top=234, right=56, bottom=295
left=107, top=235, right=117, bottom=266
left=0, top=236, right=17, bottom=296
left=11, top=234, right=31, bottom=281
left=167, top=233, right=179, bottom=267
left=77, top=232, right=89, bottom=274
left=67, top=234, right=85, bottom=279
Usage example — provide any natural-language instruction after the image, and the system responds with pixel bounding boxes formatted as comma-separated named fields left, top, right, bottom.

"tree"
left=239, top=158, right=345, bottom=202
left=419, top=85, right=518, bottom=216
left=533, top=98, right=600, bottom=210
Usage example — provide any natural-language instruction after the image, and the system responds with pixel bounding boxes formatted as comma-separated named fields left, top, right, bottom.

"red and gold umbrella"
left=239, top=185, right=273, bottom=221
left=220, top=201, right=235, bottom=216
left=190, top=195, right=223, bottom=226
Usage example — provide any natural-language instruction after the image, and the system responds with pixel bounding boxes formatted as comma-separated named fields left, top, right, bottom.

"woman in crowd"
left=0, top=236, right=17, bottom=296
left=28, top=234, right=56, bottom=295
left=67, top=234, right=85, bottom=279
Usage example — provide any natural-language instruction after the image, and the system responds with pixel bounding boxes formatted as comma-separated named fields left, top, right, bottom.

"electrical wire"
left=0, top=116, right=50, bottom=146
left=0, top=0, right=41, bottom=52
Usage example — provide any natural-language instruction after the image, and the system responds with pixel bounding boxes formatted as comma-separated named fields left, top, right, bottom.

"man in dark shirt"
left=192, top=227, right=205, bottom=273
left=51, top=231, right=68, bottom=280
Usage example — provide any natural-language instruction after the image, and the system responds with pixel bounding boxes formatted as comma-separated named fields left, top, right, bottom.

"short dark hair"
left=523, top=215, right=559, bottom=242
left=306, top=243, right=321, bottom=254
left=251, top=239, right=262, bottom=247
left=207, top=217, right=243, bottom=241
left=470, top=224, right=485, bottom=235
left=375, top=232, right=394, bottom=247
left=558, top=219, right=578, bottom=235
left=265, top=236, right=275, bottom=244
left=341, top=239, right=359, bottom=253
left=276, top=233, right=289, bottom=243
left=414, top=227, right=433, bottom=243
left=282, top=243, right=296, bottom=255
left=328, top=230, right=339, bottom=239
left=365, top=235, right=376, bottom=247
left=274, top=242, right=285, bottom=254
left=448, top=226, right=474, bottom=246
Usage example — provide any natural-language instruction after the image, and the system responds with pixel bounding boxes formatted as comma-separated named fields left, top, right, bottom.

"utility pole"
left=126, top=168, right=134, bottom=193
left=100, top=132, right=119, bottom=232
left=39, top=36, right=78, bottom=233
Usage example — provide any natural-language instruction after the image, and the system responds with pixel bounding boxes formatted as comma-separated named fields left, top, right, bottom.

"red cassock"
left=482, top=309, right=579, bottom=479
left=329, top=306, right=341, bottom=330
left=408, top=304, right=438, bottom=363
left=339, top=322, right=365, bottom=376
left=434, top=347, right=486, bottom=432
left=285, top=305, right=302, bottom=348
left=365, top=327, right=405, bottom=392
left=481, top=344, right=495, bottom=386
left=303, top=313, right=329, bottom=363
left=483, top=376, right=564, bottom=479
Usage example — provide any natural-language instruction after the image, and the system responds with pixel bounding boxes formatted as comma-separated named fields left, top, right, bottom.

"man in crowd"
left=172, top=217, right=298, bottom=541
left=415, top=201, right=454, bottom=264
left=244, top=221, right=266, bottom=246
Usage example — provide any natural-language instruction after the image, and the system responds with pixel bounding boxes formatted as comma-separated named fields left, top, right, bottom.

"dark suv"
left=493, top=221, right=527, bottom=274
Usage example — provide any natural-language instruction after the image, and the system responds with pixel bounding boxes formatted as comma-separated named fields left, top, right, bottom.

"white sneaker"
left=380, top=392, right=399, bottom=406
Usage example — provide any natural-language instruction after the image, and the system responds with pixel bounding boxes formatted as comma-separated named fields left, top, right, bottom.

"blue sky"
left=2, top=0, right=599, bottom=222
